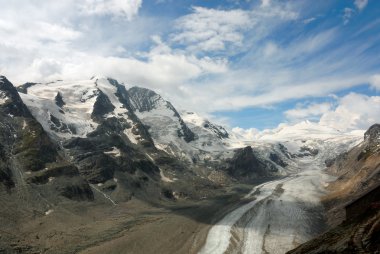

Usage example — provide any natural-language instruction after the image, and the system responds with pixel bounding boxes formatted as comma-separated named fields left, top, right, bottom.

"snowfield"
left=200, top=124, right=363, bottom=254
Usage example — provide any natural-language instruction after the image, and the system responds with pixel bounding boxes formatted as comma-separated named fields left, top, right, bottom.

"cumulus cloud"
left=319, top=93, right=380, bottom=131
left=171, top=2, right=297, bottom=55
left=81, top=0, right=142, bottom=20
left=171, top=6, right=252, bottom=53
left=231, top=127, right=260, bottom=140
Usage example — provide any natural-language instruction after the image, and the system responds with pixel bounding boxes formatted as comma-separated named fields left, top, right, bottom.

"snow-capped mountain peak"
left=14, top=78, right=232, bottom=160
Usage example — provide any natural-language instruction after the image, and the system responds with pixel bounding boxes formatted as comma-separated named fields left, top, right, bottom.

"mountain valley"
left=0, top=76, right=379, bottom=254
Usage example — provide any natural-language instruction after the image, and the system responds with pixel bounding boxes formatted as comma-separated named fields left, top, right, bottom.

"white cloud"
left=319, top=93, right=380, bottom=131
left=303, top=17, right=316, bottom=24
left=370, top=74, right=380, bottom=90
left=171, top=6, right=252, bottom=53
left=343, top=8, right=354, bottom=25
left=263, top=42, right=278, bottom=57
left=80, top=0, right=142, bottom=20
left=231, top=127, right=260, bottom=140
left=261, top=0, right=271, bottom=8
left=31, top=58, right=63, bottom=77
left=354, top=0, right=368, bottom=11
left=285, top=102, right=332, bottom=121
left=19, top=41, right=227, bottom=89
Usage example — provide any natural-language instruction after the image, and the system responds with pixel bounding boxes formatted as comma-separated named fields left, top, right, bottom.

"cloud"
left=342, top=1, right=368, bottom=25
left=285, top=102, right=332, bottom=121
left=0, top=0, right=379, bottom=130
left=262, top=42, right=278, bottom=57
left=354, top=0, right=368, bottom=11
left=231, top=127, right=260, bottom=140
left=80, top=0, right=142, bottom=20
left=303, top=17, right=316, bottom=24
left=171, top=3, right=298, bottom=55
left=171, top=6, right=252, bottom=53
left=20, top=40, right=227, bottom=89
left=370, top=74, right=380, bottom=90
left=343, top=8, right=355, bottom=25
left=260, top=0, right=271, bottom=8
left=233, top=92, right=380, bottom=134
left=319, top=93, right=380, bottom=131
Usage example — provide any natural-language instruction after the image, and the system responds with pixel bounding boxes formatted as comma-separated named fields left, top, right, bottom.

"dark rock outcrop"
left=91, top=90, right=115, bottom=121
left=269, top=152, right=287, bottom=167
left=203, top=120, right=229, bottom=139
left=225, top=146, right=277, bottom=182
left=55, top=92, right=65, bottom=108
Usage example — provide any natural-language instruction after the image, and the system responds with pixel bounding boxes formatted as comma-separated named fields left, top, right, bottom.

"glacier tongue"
left=200, top=129, right=363, bottom=254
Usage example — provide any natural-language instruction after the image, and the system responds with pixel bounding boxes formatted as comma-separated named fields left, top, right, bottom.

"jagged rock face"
left=16, top=82, right=39, bottom=94
left=128, top=86, right=196, bottom=143
left=0, top=76, right=32, bottom=117
left=364, top=123, right=380, bottom=145
left=203, top=120, right=229, bottom=139
left=225, top=146, right=277, bottom=182
left=356, top=123, right=380, bottom=161
left=55, top=92, right=65, bottom=108
left=0, top=76, right=57, bottom=172
left=91, top=90, right=116, bottom=121
left=269, top=152, right=287, bottom=167
left=128, top=86, right=162, bottom=112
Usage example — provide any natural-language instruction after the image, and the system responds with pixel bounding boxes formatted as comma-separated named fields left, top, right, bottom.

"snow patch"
left=124, top=126, right=140, bottom=144
left=0, top=91, right=8, bottom=105
left=90, top=184, right=117, bottom=206
left=22, top=120, right=27, bottom=130
left=160, top=168, right=175, bottom=183
left=45, top=209, right=54, bottom=215
left=104, top=147, right=121, bottom=157
left=146, top=153, right=175, bottom=183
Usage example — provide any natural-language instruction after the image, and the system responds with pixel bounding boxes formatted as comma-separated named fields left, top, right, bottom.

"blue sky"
left=0, top=0, right=380, bottom=131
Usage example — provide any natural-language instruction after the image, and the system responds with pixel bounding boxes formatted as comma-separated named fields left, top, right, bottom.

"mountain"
left=0, top=76, right=93, bottom=200
left=15, top=76, right=281, bottom=185
left=128, top=86, right=230, bottom=161
left=1, top=75, right=376, bottom=253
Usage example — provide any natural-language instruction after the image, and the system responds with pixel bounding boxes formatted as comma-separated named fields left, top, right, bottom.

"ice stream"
left=200, top=166, right=333, bottom=254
